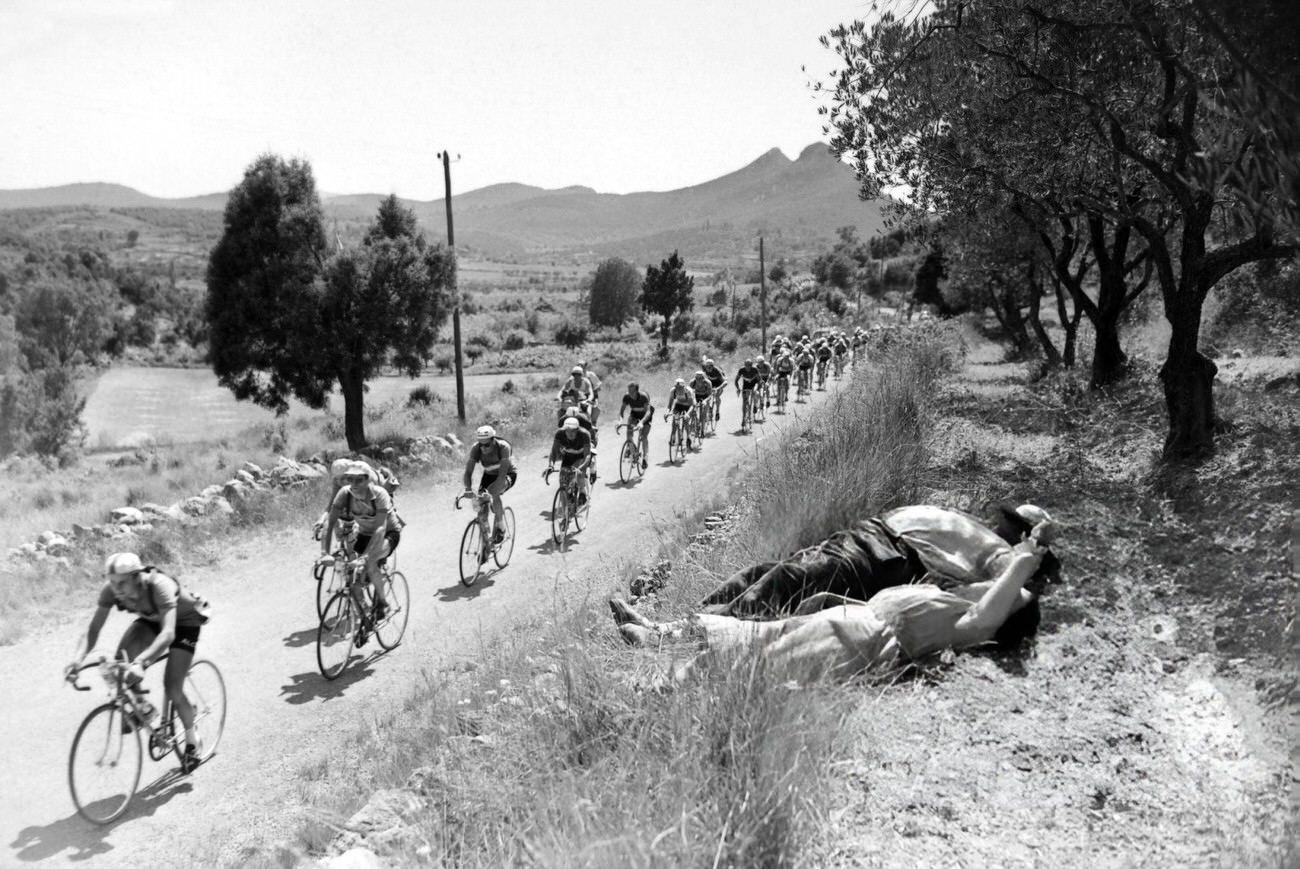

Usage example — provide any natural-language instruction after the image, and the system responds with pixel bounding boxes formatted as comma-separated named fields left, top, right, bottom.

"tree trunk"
left=1159, top=290, right=1217, bottom=460
left=659, top=319, right=670, bottom=352
left=339, top=370, right=368, bottom=451
left=1090, top=318, right=1127, bottom=388
left=1026, top=264, right=1063, bottom=368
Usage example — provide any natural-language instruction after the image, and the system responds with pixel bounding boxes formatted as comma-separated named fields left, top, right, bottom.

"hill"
left=0, top=144, right=887, bottom=267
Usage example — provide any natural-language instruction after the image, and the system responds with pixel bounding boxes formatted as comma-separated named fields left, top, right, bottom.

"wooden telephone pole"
left=438, top=150, right=466, bottom=422
left=759, top=237, right=767, bottom=351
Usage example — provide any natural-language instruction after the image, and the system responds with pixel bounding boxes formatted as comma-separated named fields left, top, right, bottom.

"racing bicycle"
left=455, top=488, right=515, bottom=586
left=666, top=410, right=690, bottom=464
left=312, top=520, right=358, bottom=619
left=316, top=554, right=410, bottom=680
left=544, top=465, right=590, bottom=551
left=816, top=359, right=829, bottom=390
left=774, top=373, right=790, bottom=412
left=65, top=653, right=226, bottom=825
left=616, top=421, right=648, bottom=483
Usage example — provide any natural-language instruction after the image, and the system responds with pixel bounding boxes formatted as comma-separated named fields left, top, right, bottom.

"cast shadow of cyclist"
left=279, top=658, right=379, bottom=705
left=10, top=769, right=193, bottom=862
left=435, top=577, right=501, bottom=603
left=282, top=626, right=319, bottom=648
left=526, top=534, right=583, bottom=556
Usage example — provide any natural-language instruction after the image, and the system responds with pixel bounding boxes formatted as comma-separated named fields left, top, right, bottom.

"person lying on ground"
left=698, top=503, right=1060, bottom=619
left=610, top=522, right=1054, bottom=686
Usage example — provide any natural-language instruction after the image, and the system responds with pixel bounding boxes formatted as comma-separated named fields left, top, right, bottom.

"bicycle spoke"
left=493, top=507, right=516, bottom=567
left=316, top=592, right=356, bottom=680
left=68, top=704, right=143, bottom=825
left=183, top=659, right=227, bottom=763
left=374, top=570, right=409, bottom=650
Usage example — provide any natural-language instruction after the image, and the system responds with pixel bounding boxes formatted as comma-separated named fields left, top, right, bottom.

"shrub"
left=408, top=385, right=441, bottom=407
left=555, top=320, right=588, bottom=349
left=502, top=329, right=529, bottom=351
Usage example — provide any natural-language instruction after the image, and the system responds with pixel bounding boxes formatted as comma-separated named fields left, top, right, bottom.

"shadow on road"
left=278, top=659, right=379, bottom=705
left=434, top=577, right=500, bottom=603
left=9, top=769, right=192, bottom=863
left=527, top=535, right=580, bottom=556
left=282, top=626, right=319, bottom=648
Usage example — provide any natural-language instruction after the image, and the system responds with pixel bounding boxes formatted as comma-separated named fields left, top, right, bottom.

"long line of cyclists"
left=60, top=326, right=871, bottom=818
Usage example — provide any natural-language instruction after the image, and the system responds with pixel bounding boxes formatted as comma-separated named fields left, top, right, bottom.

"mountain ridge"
left=0, top=144, right=885, bottom=265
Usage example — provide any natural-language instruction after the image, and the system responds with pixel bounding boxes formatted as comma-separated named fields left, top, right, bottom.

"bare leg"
left=164, top=647, right=196, bottom=745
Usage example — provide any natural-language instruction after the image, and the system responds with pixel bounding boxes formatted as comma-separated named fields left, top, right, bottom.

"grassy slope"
left=249, top=325, right=1294, bottom=868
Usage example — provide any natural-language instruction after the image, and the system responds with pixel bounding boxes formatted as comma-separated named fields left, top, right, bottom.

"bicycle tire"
left=574, top=488, right=589, bottom=532
left=494, top=507, right=516, bottom=568
left=459, top=520, right=484, bottom=586
left=68, top=703, right=142, bottom=825
left=635, top=441, right=647, bottom=478
left=316, top=592, right=356, bottom=680
left=374, top=570, right=410, bottom=650
left=619, top=440, right=635, bottom=483
left=316, top=561, right=344, bottom=621
left=670, top=427, right=685, bottom=464
left=165, top=658, right=227, bottom=768
left=754, top=391, right=766, bottom=423
left=551, top=489, right=569, bottom=545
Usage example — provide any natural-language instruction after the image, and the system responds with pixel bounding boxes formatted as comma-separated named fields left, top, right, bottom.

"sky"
left=0, top=0, right=877, bottom=200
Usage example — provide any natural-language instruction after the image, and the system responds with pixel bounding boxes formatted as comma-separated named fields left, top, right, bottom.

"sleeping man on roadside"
left=609, top=503, right=1061, bottom=685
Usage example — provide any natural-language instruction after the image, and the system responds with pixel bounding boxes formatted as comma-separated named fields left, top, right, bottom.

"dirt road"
left=2, top=385, right=833, bottom=866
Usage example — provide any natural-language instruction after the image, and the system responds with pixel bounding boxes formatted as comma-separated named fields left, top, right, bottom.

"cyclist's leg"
left=163, top=631, right=198, bottom=745
left=639, top=420, right=651, bottom=460
left=115, top=618, right=155, bottom=663
left=485, top=472, right=508, bottom=528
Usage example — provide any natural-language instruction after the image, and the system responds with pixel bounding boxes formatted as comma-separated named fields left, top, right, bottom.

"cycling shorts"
left=671, top=402, right=694, bottom=415
left=356, top=528, right=401, bottom=563
left=480, top=470, right=517, bottom=494
left=627, top=411, right=651, bottom=429
left=133, top=618, right=201, bottom=654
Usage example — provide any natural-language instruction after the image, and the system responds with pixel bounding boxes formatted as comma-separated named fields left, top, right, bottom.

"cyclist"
left=689, top=371, right=713, bottom=443
left=462, top=425, right=518, bottom=545
left=668, top=376, right=698, bottom=451
left=734, top=358, right=761, bottom=425
left=774, top=349, right=795, bottom=407
left=313, top=457, right=353, bottom=541
left=815, top=340, right=833, bottom=387
left=701, top=357, right=726, bottom=422
left=576, top=360, right=602, bottom=426
left=547, top=416, right=593, bottom=505
left=66, top=552, right=213, bottom=772
left=754, top=354, right=773, bottom=407
left=795, top=343, right=815, bottom=395
left=833, top=333, right=850, bottom=376
left=557, top=366, right=593, bottom=425
left=320, top=461, right=398, bottom=622
left=618, top=382, right=654, bottom=470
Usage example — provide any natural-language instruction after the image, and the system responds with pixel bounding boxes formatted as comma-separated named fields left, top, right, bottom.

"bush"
left=408, top=385, right=441, bottom=407
left=555, top=320, right=588, bottom=349
left=502, top=329, right=530, bottom=351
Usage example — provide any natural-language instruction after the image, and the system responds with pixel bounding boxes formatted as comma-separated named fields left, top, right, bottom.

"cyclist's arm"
left=321, top=495, right=344, bottom=554
left=362, top=491, right=392, bottom=571
left=462, top=445, right=480, bottom=490
left=137, top=605, right=177, bottom=669
left=71, top=603, right=112, bottom=667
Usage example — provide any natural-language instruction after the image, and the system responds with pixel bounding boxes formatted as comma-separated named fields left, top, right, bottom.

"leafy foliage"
left=205, top=154, right=454, bottom=449
left=639, top=250, right=695, bottom=351
left=587, top=257, right=640, bottom=329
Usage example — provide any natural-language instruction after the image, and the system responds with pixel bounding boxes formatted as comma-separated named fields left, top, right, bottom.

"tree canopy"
left=588, top=257, right=641, bottom=329
left=205, top=154, right=455, bottom=450
left=640, top=250, right=695, bottom=351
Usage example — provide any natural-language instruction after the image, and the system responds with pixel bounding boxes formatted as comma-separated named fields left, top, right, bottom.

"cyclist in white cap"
left=547, top=416, right=594, bottom=503
left=463, top=425, right=518, bottom=544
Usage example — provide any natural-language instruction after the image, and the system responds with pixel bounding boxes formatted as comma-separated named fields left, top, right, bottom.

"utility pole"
left=438, top=150, right=466, bottom=422
left=759, top=236, right=767, bottom=351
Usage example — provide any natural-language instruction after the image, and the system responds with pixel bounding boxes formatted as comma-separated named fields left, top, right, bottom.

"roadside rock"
left=110, top=507, right=146, bottom=525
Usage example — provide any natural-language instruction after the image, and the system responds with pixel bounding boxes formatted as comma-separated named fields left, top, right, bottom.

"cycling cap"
left=675, top=377, right=685, bottom=385
left=694, top=370, right=705, bottom=378
left=570, top=366, right=583, bottom=375
left=756, top=355, right=765, bottom=362
left=329, top=458, right=350, bottom=478
left=627, top=382, right=639, bottom=390
left=744, top=358, right=752, bottom=365
left=702, top=357, right=712, bottom=365
left=566, top=406, right=578, bottom=417
left=475, top=425, right=495, bottom=441
left=577, top=359, right=587, bottom=367
left=563, top=417, right=580, bottom=430
left=105, top=552, right=144, bottom=576
left=346, top=461, right=373, bottom=480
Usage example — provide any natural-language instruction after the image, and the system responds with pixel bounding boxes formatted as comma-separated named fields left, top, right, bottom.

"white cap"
left=563, top=417, right=580, bottom=430
left=105, top=552, right=144, bottom=575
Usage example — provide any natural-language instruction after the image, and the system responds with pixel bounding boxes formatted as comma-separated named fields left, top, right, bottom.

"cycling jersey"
left=703, top=365, right=725, bottom=389
left=690, top=379, right=712, bottom=402
left=96, top=568, right=211, bottom=628
left=621, top=391, right=652, bottom=423
left=331, top=482, right=398, bottom=536
left=669, top=384, right=697, bottom=413
left=816, top=346, right=833, bottom=361
left=550, top=428, right=593, bottom=466
left=558, top=376, right=592, bottom=407
left=775, top=357, right=794, bottom=375
left=755, top=361, right=772, bottom=381
left=581, top=369, right=602, bottom=399
left=464, top=437, right=516, bottom=489
left=735, top=366, right=760, bottom=391
left=797, top=353, right=815, bottom=370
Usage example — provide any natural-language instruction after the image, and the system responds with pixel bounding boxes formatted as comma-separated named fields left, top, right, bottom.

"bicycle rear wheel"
left=316, top=561, right=344, bottom=621
left=459, top=520, right=484, bottom=586
left=316, top=592, right=356, bottom=680
left=68, top=703, right=142, bottom=825
left=167, top=659, right=226, bottom=768
left=374, top=571, right=410, bottom=650
left=619, top=440, right=635, bottom=483
left=493, top=507, right=516, bottom=568
left=551, top=489, right=569, bottom=545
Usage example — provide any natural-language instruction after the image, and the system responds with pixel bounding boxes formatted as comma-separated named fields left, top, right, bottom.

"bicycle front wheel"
left=316, top=592, right=356, bottom=680
left=494, top=507, right=516, bottom=568
left=619, top=440, right=635, bottom=483
left=69, top=703, right=143, bottom=825
left=168, top=658, right=227, bottom=767
left=459, top=520, right=484, bottom=587
left=316, top=561, right=344, bottom=621
left=670, top=428, right=685, bottom=464
left=551, top=489, right=569, bottom=545
left=574, top=489, right=589, bottom=532
left=374, top=571, right=410, bottom=650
